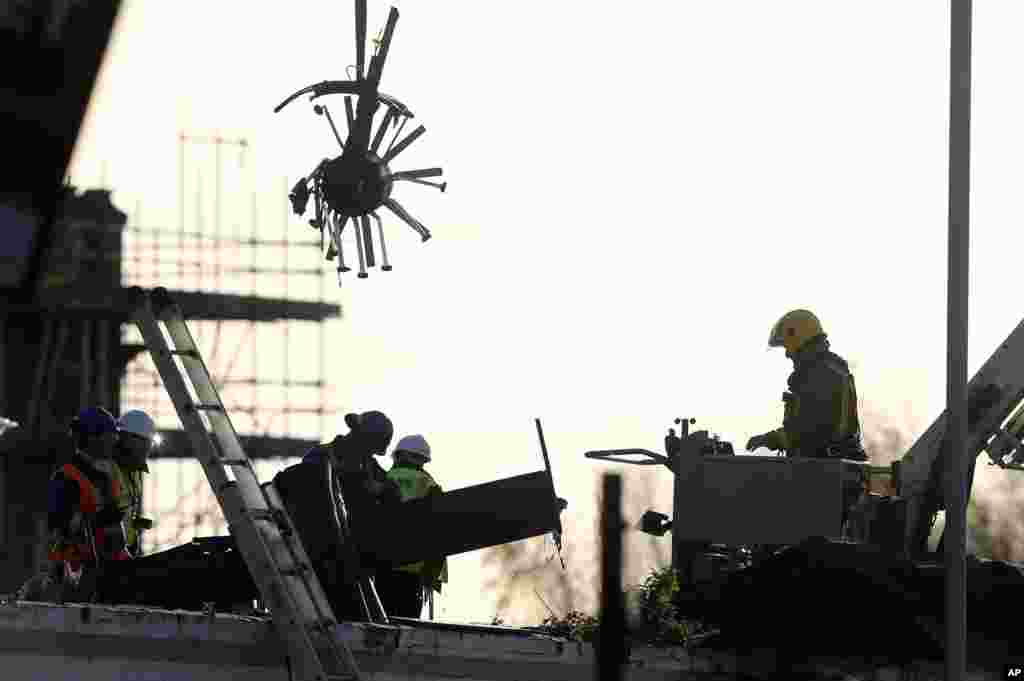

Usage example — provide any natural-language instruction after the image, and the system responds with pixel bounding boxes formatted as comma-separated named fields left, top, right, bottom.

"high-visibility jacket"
left=387, top=464, right=440, bottom=502
left=112, top=464, right=145, bottom=553
left=47, top=461, right=128, bottom=565
left=765, top=335, right=867, bottom=461
left=385, top=464, right=448, bottom=589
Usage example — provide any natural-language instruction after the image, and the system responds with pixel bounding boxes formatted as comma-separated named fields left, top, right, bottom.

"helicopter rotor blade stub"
left=353, top=213, right=369, bottom=278
left=371, top=108, right=397, bottom=153
left=277, top=4, right=442, bottom=288
left=273, top=81, right=326, bottom=113
left=334, top=213, right=351, bottom=272
left=378, top=93, right=414, bottom=118
left=321, top=106, right=345, bottom=150
left=385, top=115, right=409, bottom=157
left=361, top=214, right=376, bottom=268
left=396, top=178, right=446, bottom=192
left=274, top=80, right=363, bottom=114
left=367, top=7, right=400, bottom=85
left=391, top=168, right=443, bottom=181
left=348, top=83, right=381, bottom=154
left=344, top=96, right=356, bottom=139
left=383, top=124, right=426, bottom=163
left=372, top=212, right=392, bottom=270
left=355, top=0, right=367, bottom=81
left=385, top=198, right=432, bottom=242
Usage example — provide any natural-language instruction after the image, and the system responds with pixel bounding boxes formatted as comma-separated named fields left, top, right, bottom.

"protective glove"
left=745, top=432, right=779, bottom=452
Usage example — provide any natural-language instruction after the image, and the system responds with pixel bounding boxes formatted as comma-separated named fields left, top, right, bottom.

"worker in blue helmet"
left=303, top=410, right=401, bottom=504
left=18, top=407, right=127, bottom=601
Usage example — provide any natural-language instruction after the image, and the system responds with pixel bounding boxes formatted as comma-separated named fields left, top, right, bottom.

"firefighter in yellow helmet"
left=745, top=310, right=867, bottom=461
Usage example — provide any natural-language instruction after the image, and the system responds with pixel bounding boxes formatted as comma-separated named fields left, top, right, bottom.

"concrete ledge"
left=3, top=602, right=991, bottom=680
left=0, top=602, right=691, bottom=680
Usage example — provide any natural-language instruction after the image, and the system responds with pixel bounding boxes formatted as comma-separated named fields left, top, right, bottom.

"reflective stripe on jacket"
left=47, top=464, right=100, bottom=563
left=113, top=464, right=144, bottom=550
left=47, top=462, right=127, bottom=564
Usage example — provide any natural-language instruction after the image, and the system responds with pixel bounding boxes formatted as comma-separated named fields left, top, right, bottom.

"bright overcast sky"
left=69, top=1, right=1024, bottom=623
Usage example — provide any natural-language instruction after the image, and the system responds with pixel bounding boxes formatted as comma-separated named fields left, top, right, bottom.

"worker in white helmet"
left=377, top=434, right=448, bottom=618
left=112, top=410, right=156, bottom=557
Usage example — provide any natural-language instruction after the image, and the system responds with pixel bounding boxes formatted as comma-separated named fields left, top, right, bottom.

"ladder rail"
left=149, top=290, right=362, bottom=635
left=325, top=455, right=389, bottom=625
left=263, top=482, right=364, bottom=673
left=132, top=287, right=362, bottom=681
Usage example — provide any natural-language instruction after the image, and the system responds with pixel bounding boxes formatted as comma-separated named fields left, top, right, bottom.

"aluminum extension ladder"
left=131, top=287, right=363, bottom=681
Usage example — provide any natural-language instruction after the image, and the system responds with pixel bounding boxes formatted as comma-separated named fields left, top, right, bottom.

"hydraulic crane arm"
left=897, top=315, right=1024, bottom=554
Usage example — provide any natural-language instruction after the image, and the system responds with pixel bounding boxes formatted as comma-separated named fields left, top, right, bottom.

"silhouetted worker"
left=303, top=410, right=401, bottom=505
left=377, top=434, right=448, bottom=618
left=285, top=410, right=401, bottom=620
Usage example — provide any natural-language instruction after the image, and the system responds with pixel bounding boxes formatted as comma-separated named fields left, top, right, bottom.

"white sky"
left=68, top=1, right=1024, bottom=624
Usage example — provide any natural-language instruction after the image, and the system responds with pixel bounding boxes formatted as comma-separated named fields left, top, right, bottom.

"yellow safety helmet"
left=768, top=309, right=824, bottom=355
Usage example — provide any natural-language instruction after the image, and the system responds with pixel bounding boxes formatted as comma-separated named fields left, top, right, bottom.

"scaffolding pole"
left=945, top=1, right=972, bottom=680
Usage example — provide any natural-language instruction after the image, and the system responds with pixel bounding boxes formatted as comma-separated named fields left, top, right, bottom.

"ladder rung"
left=137, top=289, right=366, bottom=681
left=248, top=509, right=277, bottom=523
left=189, top=402, right=224, bottom=412
left=247, top=509, right=293, bottom=535
left=279, top=564, right=313, bottom=577
left=217, top=458, right=251, bottom=466
left=307, top=618, right=338, bottom=632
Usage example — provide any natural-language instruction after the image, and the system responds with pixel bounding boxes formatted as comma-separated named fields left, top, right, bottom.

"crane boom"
left=897, top=316, right=1024, bottom=554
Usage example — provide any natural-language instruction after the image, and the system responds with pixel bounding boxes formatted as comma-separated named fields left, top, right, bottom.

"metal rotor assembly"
left=275, top=1, right=445, bottom=285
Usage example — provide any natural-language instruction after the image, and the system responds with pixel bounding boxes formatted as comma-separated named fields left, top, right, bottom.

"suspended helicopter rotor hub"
left=323, top=152, right=394, bottom=216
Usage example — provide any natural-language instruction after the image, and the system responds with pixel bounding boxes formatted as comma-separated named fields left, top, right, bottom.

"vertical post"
left=283, top=176, right=290, bottom=436
left=318, top=216, right=327, bottom=440
left=178, top=132, right=185, bottom=288
left=97, top=319, right=110, bottom=410
left=251, top=191, right=258, bottom=434
left=945, top=2, right=972, bottom=679
left=0, top=311, right=7, bottom=549
left=27, top=319, right=54, bottom=438
left=214, top=133, right=222, bottom=294
left=598, top=473, right=625, bottom=681
left=80, top=319, right=92, bottom=408
left=0, top=311, right=6, bottom=418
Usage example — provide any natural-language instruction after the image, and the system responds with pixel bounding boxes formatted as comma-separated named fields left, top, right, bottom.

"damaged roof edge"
left=0, top=601, right=685, bottom=681
left=0, top=601, right=998, bottom=680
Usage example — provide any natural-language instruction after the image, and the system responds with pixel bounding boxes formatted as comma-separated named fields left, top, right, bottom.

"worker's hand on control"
left=745, top=434, right=775, bottom=452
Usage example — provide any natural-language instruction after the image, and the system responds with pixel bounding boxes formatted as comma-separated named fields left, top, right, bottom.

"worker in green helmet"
left=377, top=434, right=448, bottom=618
left=746, top=309, right=867, bottom=462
